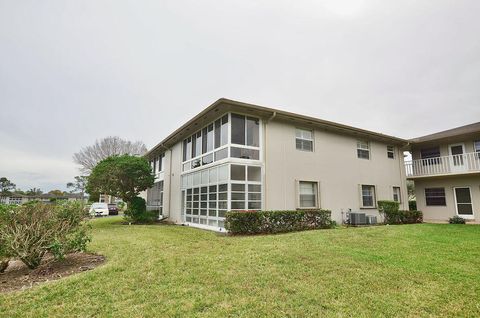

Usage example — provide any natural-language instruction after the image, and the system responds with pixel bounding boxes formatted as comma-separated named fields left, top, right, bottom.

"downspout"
left=157, top=143, right=170, bottom=222
left=399, top=141, right=411, bottom=211
left=264, top=112, right=277, bottom=210
left=167, top=144, right=173, bottom=221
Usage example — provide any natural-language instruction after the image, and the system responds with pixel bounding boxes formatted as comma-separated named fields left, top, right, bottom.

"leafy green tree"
left=0, top=177, right=16, bottom=196
left=86, top=154, right=154, bottom=206
left=48, top=190, right=65, bottom=196
left=26, top=188, right=43, bottom=196
left=407, top=180, right=415, bottom=200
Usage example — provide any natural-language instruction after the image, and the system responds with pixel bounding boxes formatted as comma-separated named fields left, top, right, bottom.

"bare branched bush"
left=73, top=136, right=148, bottom=174
left=0, top=202, right=91, bottom=269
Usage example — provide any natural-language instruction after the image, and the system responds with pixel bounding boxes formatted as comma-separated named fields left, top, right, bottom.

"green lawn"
left=1, top=217, right=480, bottom=317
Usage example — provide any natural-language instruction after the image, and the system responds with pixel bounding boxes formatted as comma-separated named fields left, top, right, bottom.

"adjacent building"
left=144, top=99, right=409, bottom=231
left=0, top=193, right=86, bottom=205
left=405, top=122, right=480, bottom=222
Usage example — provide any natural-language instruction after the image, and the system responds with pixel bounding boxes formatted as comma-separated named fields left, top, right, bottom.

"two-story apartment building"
left=144, top=99, right=409, bottom=231
left=405, top=123, right=480, bottom=222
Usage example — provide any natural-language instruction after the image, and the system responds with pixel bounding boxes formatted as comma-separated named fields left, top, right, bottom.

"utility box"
left=350, top=212, right=366, bottom=225
left=366, top=215, right=377, bottom=225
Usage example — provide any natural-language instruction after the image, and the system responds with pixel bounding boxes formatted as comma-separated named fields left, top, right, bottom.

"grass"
left=1, top=218, right=480, bottom=317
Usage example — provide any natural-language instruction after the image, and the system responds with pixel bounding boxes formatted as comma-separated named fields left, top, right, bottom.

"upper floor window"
left=475, top=140, right=480, bottom=158
left=421, top=147, right=441, bottom=165
left=387, top=146, right=395, bottom=159
left=151, top=159, right=156, bottom=173
left=182, top=113, right=259, bottom=171
left=357, top=140, right=370, bottom=159
left=295, top=128, right=314, bottom=152
left=215, top=115, right=229, bottom=148
left=183, top=137, right=192, bottom=162
left=158, top=153, right=165, bottom=172
left=231, top=114, right=259, bottom=147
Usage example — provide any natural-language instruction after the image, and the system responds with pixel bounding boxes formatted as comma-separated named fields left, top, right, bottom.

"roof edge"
left=146, top=98, right=410, bottom=157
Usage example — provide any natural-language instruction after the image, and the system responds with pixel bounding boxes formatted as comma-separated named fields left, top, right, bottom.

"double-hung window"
left=425, top=188, right=446, bottom=206
left=360, top=185, right=376, bottom=208
left=387, top=146, right=395, bottom=159
left=298, top=181, right=318, bottom=208
left=295, top=129, right=314, bottom=152
left=357, top=140, right=370, bottom=159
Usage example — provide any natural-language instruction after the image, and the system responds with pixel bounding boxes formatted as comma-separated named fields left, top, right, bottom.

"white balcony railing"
left=405, top=152, right=480, bottom=177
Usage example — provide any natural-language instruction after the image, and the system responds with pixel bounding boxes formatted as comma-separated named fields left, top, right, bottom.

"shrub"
left=225, top=210, right=335, bottom=235
left=0, top=204, right=11, bottom=272
left=381, top=210, right=423, bottom=225
left=400, top=210, right=423, bottom=224
left=409, top=200, right=417, bottom=211
left=378, top=200, right=400, bottom=214
left=377, top=200, right=400, bottom=224
left=449, top=215, right=466, bottom=224
left=0, top=202, right=91, bottom=269
left=124, top=196, right=157, bottom=224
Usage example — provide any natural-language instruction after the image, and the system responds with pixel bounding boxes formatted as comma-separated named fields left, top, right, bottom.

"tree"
left=73, top=136, right=148, bottom=174
left=0, top=177, right=16, bottom=196
left=67, top=176, right=87, bottom=200
left=26, top=188, right=43, bottom=196
left=48, top=190, right=64, bottom=196
left=407, top=180, right=415, bottom=201
left=86, top=155, right=154, bottom=205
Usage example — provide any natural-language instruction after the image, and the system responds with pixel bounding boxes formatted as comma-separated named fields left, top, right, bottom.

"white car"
left=89, top=203, right=109, bottom=217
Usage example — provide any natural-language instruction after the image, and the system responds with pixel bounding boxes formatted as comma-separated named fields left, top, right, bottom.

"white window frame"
left=295, top=128, right=314, bottom=152
left=357, top=140, right=370, bottom=160
left=181, top=112, right=262, bottom=173
left=393, top=186, right=401, bottom=203
left=180, top=163, right=263, bottom=230
left=453, top=186, right=475, bottom=219
left=360, top=184, right=376, bottom=208
left=387, top=145, right=395, bottom=159
left=474, top=140, right=480, bottom=158
left=296, top=180, right=320, bottom=209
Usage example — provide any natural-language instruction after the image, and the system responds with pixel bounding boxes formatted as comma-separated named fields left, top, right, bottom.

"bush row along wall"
left=225, top=209, right=335, bottom=235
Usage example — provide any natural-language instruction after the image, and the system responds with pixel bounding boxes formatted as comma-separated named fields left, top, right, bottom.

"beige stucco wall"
left=264, top=119, right=409, bottom=223
left=414, top=174, right=480, bottom=222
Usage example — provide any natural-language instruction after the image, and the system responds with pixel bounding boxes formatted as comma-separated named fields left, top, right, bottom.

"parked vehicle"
left=108, top=203, right=119, bottom=215
left=89, top=203, right=109, bottom=217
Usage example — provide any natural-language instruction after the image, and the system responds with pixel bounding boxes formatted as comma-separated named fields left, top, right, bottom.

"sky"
left=0, top=0, right=479, bottom=192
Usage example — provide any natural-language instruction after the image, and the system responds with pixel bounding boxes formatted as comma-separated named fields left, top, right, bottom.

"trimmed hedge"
left=377, top=200, right=422, bottom=224
left=383, top=210, right=423, bottom=224
left=225, top=210, right=335, bottom=235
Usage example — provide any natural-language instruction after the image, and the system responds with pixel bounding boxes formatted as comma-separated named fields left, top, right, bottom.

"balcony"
left=405, top=152, right=480, bottom=178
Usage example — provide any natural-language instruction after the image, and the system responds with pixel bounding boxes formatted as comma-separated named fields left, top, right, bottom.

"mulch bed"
left=0, top=253, right=105, bottom=293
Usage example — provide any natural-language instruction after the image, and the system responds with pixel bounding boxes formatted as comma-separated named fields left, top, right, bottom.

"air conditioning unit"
left=350, top=212, right=366, bottom=225
left=366, top=215, right=377, bottom=225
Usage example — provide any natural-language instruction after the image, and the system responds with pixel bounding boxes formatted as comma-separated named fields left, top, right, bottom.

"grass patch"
left=1, top=217, right=480, bottom=317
